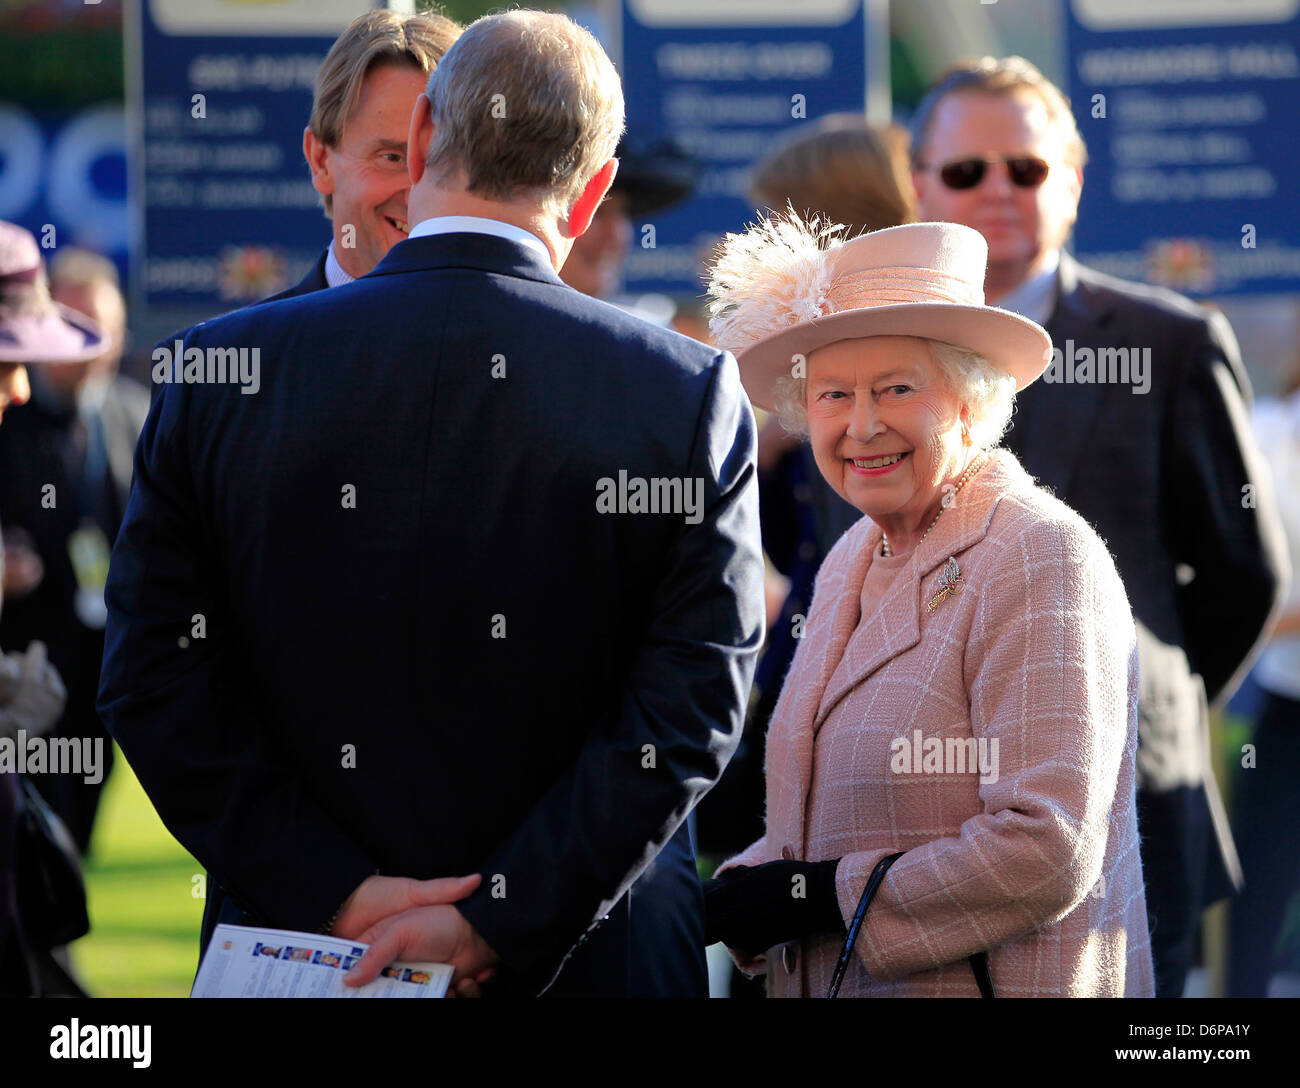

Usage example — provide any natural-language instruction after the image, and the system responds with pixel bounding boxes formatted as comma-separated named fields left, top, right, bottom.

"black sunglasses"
left=928, top=156, right=1051, bottom=191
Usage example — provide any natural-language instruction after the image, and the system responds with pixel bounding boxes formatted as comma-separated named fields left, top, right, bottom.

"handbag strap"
left=827, top=851, right=996, bottom=998
left=827, top=852, right=902, bottom=998
left=969, top=950, right=995, bottom=998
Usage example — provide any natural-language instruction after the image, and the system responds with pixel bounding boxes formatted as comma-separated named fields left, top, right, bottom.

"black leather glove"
left=703, top=859, right=843, bottom=956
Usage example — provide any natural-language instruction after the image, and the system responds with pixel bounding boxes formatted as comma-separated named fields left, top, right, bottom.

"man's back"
left=100, top=232, right=765, bottom=993
left=1011, top=255, right=1282, bottom=711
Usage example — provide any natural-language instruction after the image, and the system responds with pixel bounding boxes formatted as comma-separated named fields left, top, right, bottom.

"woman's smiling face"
left=805, top=335, right=969, bottom=532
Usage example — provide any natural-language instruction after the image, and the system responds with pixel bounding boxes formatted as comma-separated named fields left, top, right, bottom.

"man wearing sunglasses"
left=910, top=56, right=1288, bottom=999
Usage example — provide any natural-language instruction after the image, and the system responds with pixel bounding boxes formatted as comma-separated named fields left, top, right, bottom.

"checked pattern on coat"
left=721, top=449, right=1154, bottom=997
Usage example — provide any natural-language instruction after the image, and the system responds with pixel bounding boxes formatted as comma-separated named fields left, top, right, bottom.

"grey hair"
left=424, top=11, right=624, bottom=217
left=771, top=339, right=1017, bottom=450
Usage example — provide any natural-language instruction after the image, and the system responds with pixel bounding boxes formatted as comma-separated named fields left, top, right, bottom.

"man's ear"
left=408, top=93, right=433, bottom=187
left=1058, top=162, right=1084, bottom=237
left=1067, top=163, right=1083, bottom=213
left=909, top=150, right=930, bottom=204
left=303, top=126, right=333, bottom=200
left=567, top=158, right=619, bottom=239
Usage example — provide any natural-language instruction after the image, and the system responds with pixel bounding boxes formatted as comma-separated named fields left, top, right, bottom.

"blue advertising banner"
left=132, top=0, right=385, bottom=310
left=0, top=2, right=128, bottom=287
left=0, top=107, right=129, bottom=286
left=1065, top=0, right=1300, bottom=296
left=615, top=0, right=871, bottom=298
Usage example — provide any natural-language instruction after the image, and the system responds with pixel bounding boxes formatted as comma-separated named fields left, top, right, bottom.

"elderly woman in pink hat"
left=0, top=220, right=100, bottom=994
left=702, top=216, right=1153, bottom=997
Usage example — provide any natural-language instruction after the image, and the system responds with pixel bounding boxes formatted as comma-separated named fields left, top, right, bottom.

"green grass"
left=63, top=723, right=1300, bottom=996
left=67, top=746, right=205, bottom=997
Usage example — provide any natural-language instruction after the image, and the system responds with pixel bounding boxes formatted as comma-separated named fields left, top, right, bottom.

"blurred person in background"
left=271, top=8, right=461, bottom=300
left=697, top=115, right=914, bottom=880
left=910, top=55, right=1290, bottom=997
left=1229, top=354, right=1300, bottom=997
left=752, top=115, right=914, bottom=246
left=0, top=221, right=95, bottom=995
left=559, top=133, right=697, bottom=326
left=749, top=115, right=915, bottom=556
left=0, top=247, right=145, bottom=857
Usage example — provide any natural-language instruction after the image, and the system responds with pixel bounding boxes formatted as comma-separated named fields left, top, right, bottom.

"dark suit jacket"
left=1004, top=254, right=1288, bottom=924
left=251, top=239, right=720, bottom=995
left=97, top=231, right=765, bottom=996
left=262, top=249, right=328, bottom=303
left=149, top=253, right=331, bottom=414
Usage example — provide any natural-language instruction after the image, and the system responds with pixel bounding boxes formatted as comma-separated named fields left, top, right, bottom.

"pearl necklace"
left=880, top=451, right=988, bottom=558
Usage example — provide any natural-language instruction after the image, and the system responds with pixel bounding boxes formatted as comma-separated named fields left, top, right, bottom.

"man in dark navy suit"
left=267, top=9, right=460, bottom=303
left=99, top=10, right=764, bottom=998
left=912, top=56, right=1289, bottom=998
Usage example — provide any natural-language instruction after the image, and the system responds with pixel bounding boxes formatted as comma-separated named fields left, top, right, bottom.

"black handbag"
left=827, top=852, right=994, bottom=998
left=15, top=775, right=90, bottom=950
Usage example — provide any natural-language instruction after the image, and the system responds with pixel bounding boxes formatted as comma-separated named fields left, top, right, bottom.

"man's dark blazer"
left=148, top=253, right=329, bottom=414
left=1003, top=252, right=1289, bottom=997
left=262, top=249, right=328, bottom=303
left=256, top=239, right=738, bottom=995
left=97, top=231, right=764, bottom=997
left=241, top=234, right=738, bottom=997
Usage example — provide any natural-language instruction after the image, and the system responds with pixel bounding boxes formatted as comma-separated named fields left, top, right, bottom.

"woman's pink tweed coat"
left=723, top=449, right=1154, bottom=997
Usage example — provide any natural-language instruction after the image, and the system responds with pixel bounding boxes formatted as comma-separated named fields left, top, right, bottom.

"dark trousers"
left=1228, top=689, right=1300, bottom=997
left=1136, top=784, right=1216, bottom=998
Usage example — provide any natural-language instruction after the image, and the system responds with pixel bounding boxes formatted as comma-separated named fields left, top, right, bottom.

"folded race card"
left=191, top=924, right=453, bottom=998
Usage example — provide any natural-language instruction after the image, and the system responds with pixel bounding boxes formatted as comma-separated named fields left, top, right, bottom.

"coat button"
left=781, top=844, right=795, bottom=861
left=782, top=943, right=798, bottom=974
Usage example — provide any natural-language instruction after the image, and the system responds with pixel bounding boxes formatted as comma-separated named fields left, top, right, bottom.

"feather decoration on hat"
left=706, top=207, right=851, bottom=357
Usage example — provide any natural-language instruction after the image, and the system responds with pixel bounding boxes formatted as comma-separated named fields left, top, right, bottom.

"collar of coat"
left=806, top=447, right=1029, bottom=733
left=364, top=231, right=564, bottom=290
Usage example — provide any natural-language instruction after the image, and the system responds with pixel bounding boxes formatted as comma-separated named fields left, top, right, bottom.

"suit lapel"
left=761, top=520, right=871, bottom=841
left=304, top=249, right=329, bottom=293
left=813, top=541, right=919, bottom=732
left=1027, top=253, right=1112, bottom=497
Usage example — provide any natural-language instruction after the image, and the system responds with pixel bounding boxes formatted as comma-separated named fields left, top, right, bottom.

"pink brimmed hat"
left=0, top=220, right=105, bottom=365
left=706, top=216, right=1052, bottom=413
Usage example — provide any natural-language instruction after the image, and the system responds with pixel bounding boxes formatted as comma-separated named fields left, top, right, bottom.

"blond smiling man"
left=269, top=8, right=461, bottom=299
